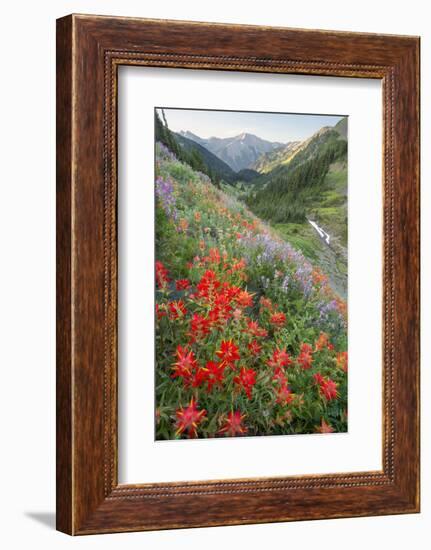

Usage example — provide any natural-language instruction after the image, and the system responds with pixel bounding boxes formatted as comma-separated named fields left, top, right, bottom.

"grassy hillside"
left=311, top=161, right=348, bottom=246
left=251, top=141, right=302, bottom=173
left=155, top=141, right=347, bottom=440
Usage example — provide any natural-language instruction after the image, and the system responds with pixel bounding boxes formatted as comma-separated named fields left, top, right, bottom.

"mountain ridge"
left=179, top=130, right=284, bottom=172
left=173, top=132, right=238, bottom=184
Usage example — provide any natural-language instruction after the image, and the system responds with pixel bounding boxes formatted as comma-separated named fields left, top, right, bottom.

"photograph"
left=154, top=107, right=348, bottom=440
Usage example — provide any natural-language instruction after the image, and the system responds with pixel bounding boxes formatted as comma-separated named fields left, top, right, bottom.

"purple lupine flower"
left=294, top=263, right=313, bottom=297
left=240, top=231, right=315, bottom=299
left=156, top=141, right=177, bottom=162
left=314, top=299, right=346, bottom=336
left=155, top=176, right=178, bottom=220
left=281, top=275, right=290, bottom=293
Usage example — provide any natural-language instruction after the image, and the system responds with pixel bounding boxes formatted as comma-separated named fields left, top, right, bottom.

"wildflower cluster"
left=154, top=142, right=347, bottom=439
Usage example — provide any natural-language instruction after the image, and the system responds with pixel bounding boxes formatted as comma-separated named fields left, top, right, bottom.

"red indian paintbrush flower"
left=232, top=308, right=243, bottom=321
left=178, top=218, right=189, bottom=232
left=168, top=300, right=187, bottom=320
left=313, top=372, right=338, bottom=401
left=234, top=367, right=257, bottom=399
left=320, top=378, right=338, bottom=401
left=315, top=332, right=333, bottom=351
left=172, top=345, right=197, bottom=381
left=248, top=340, right=262, bottom=356
left=275, top=382, right=294, bottom=406
left=297, top=342, right=313, bottom=370
left=313, top=372, right=324, bottom=385
left=336, top=351, right=348, bottom=372
left=267, top=348, right=292, bottom=369
left=175, top=398, right=206, bottom=438
left=218, top=411, right=247, bottom=437
left=216, top=340, right=240, bottom=365
left=197, top=270, right=221, bottom=300
left=188, top=313, right=211, bottom=341
left=191, top=366, right=209, bottom=388
left=208, top=297, right=233, bottom=328
left=244, top=320, right=268, bottom=338
left=235, top=289, right=254, bottom=308
left=205, top=361, right=226, bottom=392
left=270, top=312, right=286, bottom=328
left=315, top=418, right=335, bottom=433
left=300, top=342, right=313, bottom=355
left=259, top=296, right=273, bottom=311
left=221, top=283, right=241, bottom=302
left=230, top=258, right=246, bottom=272
left=155, top=260, right=170, bottom=289
left=206, top=247, right=221, bottom=264
left=272, top=366, right=287, bottom=385
left=214, top=292, right=234, bottom=318
left=175, top=279, right=191, bottom=291
left=207, top=308, right=223, bottom=329
left=312, top=270, right=328, bottom=285
left=155, top=303, right=166, bottom=320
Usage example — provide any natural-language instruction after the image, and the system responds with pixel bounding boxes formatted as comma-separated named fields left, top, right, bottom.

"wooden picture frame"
left=56, top=14, right=420, bottom=535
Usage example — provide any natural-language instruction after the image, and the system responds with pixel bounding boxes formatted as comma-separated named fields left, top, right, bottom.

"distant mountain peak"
left=179, top=130, right=203, bottom=142
left=179, top=131, right=285, bottom=172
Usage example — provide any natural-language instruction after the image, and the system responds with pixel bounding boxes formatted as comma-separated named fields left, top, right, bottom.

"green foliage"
left=236, top=168, right=260, bottom=182
left=155, top=207, right=196, bottom=278
left=274, top=223, right=320, bottom=261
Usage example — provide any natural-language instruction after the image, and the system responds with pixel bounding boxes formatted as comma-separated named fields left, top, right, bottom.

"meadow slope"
left=155, top=142, right=348, bottom=440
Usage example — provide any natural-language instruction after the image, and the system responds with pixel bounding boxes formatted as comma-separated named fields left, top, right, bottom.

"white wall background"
left=0, top=1, right=427, bottom=548
left=119, top=69, right=383, bottom=484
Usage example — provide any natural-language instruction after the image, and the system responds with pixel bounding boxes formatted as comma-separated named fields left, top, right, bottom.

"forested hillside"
left=245, top=128, right=347, bottom=224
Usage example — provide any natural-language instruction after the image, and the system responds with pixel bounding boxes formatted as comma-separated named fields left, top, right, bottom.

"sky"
left=157, top=107, right=345, bottom=143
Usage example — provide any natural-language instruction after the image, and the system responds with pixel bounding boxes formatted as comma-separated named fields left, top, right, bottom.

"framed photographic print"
left=56, top=15, right=420, bottom=534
